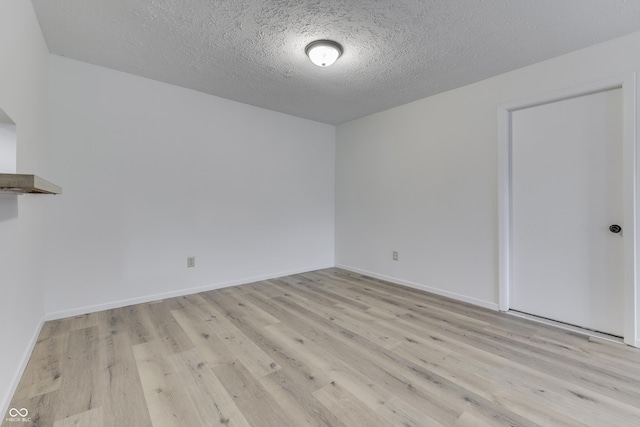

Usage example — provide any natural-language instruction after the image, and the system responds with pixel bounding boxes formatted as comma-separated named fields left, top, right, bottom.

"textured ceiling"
left=32, top=0, right=640, bottom=125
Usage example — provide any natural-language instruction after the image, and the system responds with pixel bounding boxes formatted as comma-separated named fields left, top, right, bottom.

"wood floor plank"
left=394, top=339, right=587, bottom=426
left=455, top=410, right=502, bottom=427
left=312, top=382, right=393, bottom=427
left=5, top=268, right=640, bottom=427
left=162, top=296, right=188, bottom=311
left=262, top=321, right=395, bottom=409
left=64, top=313, right=100, bottom=332
left=98, top=329, right=153, bottom=427
left=212, top=360, right=295, bottom=426
left=377, top=396, right=444, bottom=427
left=253, top=291, right=539, bottom=426
left=132, top=340, right=202, bottom=427
left=201, top=295, right=350, bottom=426
left=248, top=293, right=467, bottom=425
left=180, top=294, right=281, bottom=377
left=12, top=333, right=67, bottom=401
left=394, top=319, right=640, bottom=425
left=270, top=276, right=347, bottom=309
left=145, top=302, right=195, bottom=354
left=53, top=327, right=102, bottom=422
left=168, top=349, right=252, bottom=427
left=259, top=371, right=347, bottom=427
left=266, top=281, right=404, bottom=350
left=101, top=304, right=156, bottom=346
left=397, top=307, right=640, bottom=407
left=52, top=407, right=103, bottom=427
left=199, top=289, right=281, bottom=330
left=170, top=304, right=236, bottom=368
left=275, top=275, right=372, bottom=311
left=197, top=292, right=336, bottom=400
left=37, top=319, right=72, bottom=341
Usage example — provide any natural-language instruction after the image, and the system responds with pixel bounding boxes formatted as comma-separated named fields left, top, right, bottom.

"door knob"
left=609, top=224, right=622, bottom=234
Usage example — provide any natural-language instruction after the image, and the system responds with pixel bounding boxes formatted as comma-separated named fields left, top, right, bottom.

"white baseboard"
left=44, top=264, right=335, bottom=321
left=335, top=264, right=500, bottom=311
left=1, top=316, right=45, bottom=420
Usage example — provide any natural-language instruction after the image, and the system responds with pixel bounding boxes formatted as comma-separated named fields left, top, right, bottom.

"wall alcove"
left=0, top=106, right=61, bottom=195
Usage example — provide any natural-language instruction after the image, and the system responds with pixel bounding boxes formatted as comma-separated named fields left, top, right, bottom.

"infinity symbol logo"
left=8, top=408, right=28, bottom=417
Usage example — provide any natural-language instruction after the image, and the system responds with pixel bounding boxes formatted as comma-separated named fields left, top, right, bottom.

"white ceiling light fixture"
left=305, top=40, right=343, bottom=67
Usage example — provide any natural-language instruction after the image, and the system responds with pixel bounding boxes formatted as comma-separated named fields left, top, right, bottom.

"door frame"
left=498, top=74, right=638, bottom=347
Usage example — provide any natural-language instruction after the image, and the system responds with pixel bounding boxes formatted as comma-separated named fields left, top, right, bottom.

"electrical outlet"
left=187, top=256, right=195, bottom=268
left=393, top=251, right=398, bottom=261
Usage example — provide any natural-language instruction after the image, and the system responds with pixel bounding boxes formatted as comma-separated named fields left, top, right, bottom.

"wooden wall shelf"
left=0, top=173, right=61, bottom=195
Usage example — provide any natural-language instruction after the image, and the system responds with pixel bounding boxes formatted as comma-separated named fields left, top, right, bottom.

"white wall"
left=42, top=55, right=335, bottom=317
left=0, top=122, right=17, bottom=173
left=0, top=0, right=50, bottom=416
left=336, top=30, right=640, bottom=341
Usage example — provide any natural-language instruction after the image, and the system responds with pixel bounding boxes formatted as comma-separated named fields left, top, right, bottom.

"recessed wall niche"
left=0, top=106, right=16, bottom=173
left=0, top=105, right=60, bottom=195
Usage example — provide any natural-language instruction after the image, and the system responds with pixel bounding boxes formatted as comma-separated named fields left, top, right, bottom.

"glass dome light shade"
left=305, top=40, right=343, bottom=67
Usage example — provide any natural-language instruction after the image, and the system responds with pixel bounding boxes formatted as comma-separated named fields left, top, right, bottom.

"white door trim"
left=498, top=74, right=638, bottom=347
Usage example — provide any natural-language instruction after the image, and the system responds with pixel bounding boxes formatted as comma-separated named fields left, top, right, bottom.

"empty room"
left=2, top=1, right=640, bottom=426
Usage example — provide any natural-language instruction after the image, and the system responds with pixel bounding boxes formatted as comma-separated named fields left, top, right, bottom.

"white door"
left=510, top=88, right=624, bottom=336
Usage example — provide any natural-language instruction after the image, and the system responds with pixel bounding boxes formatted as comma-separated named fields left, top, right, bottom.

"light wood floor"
left=4, top=268, right=640, bottom=427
